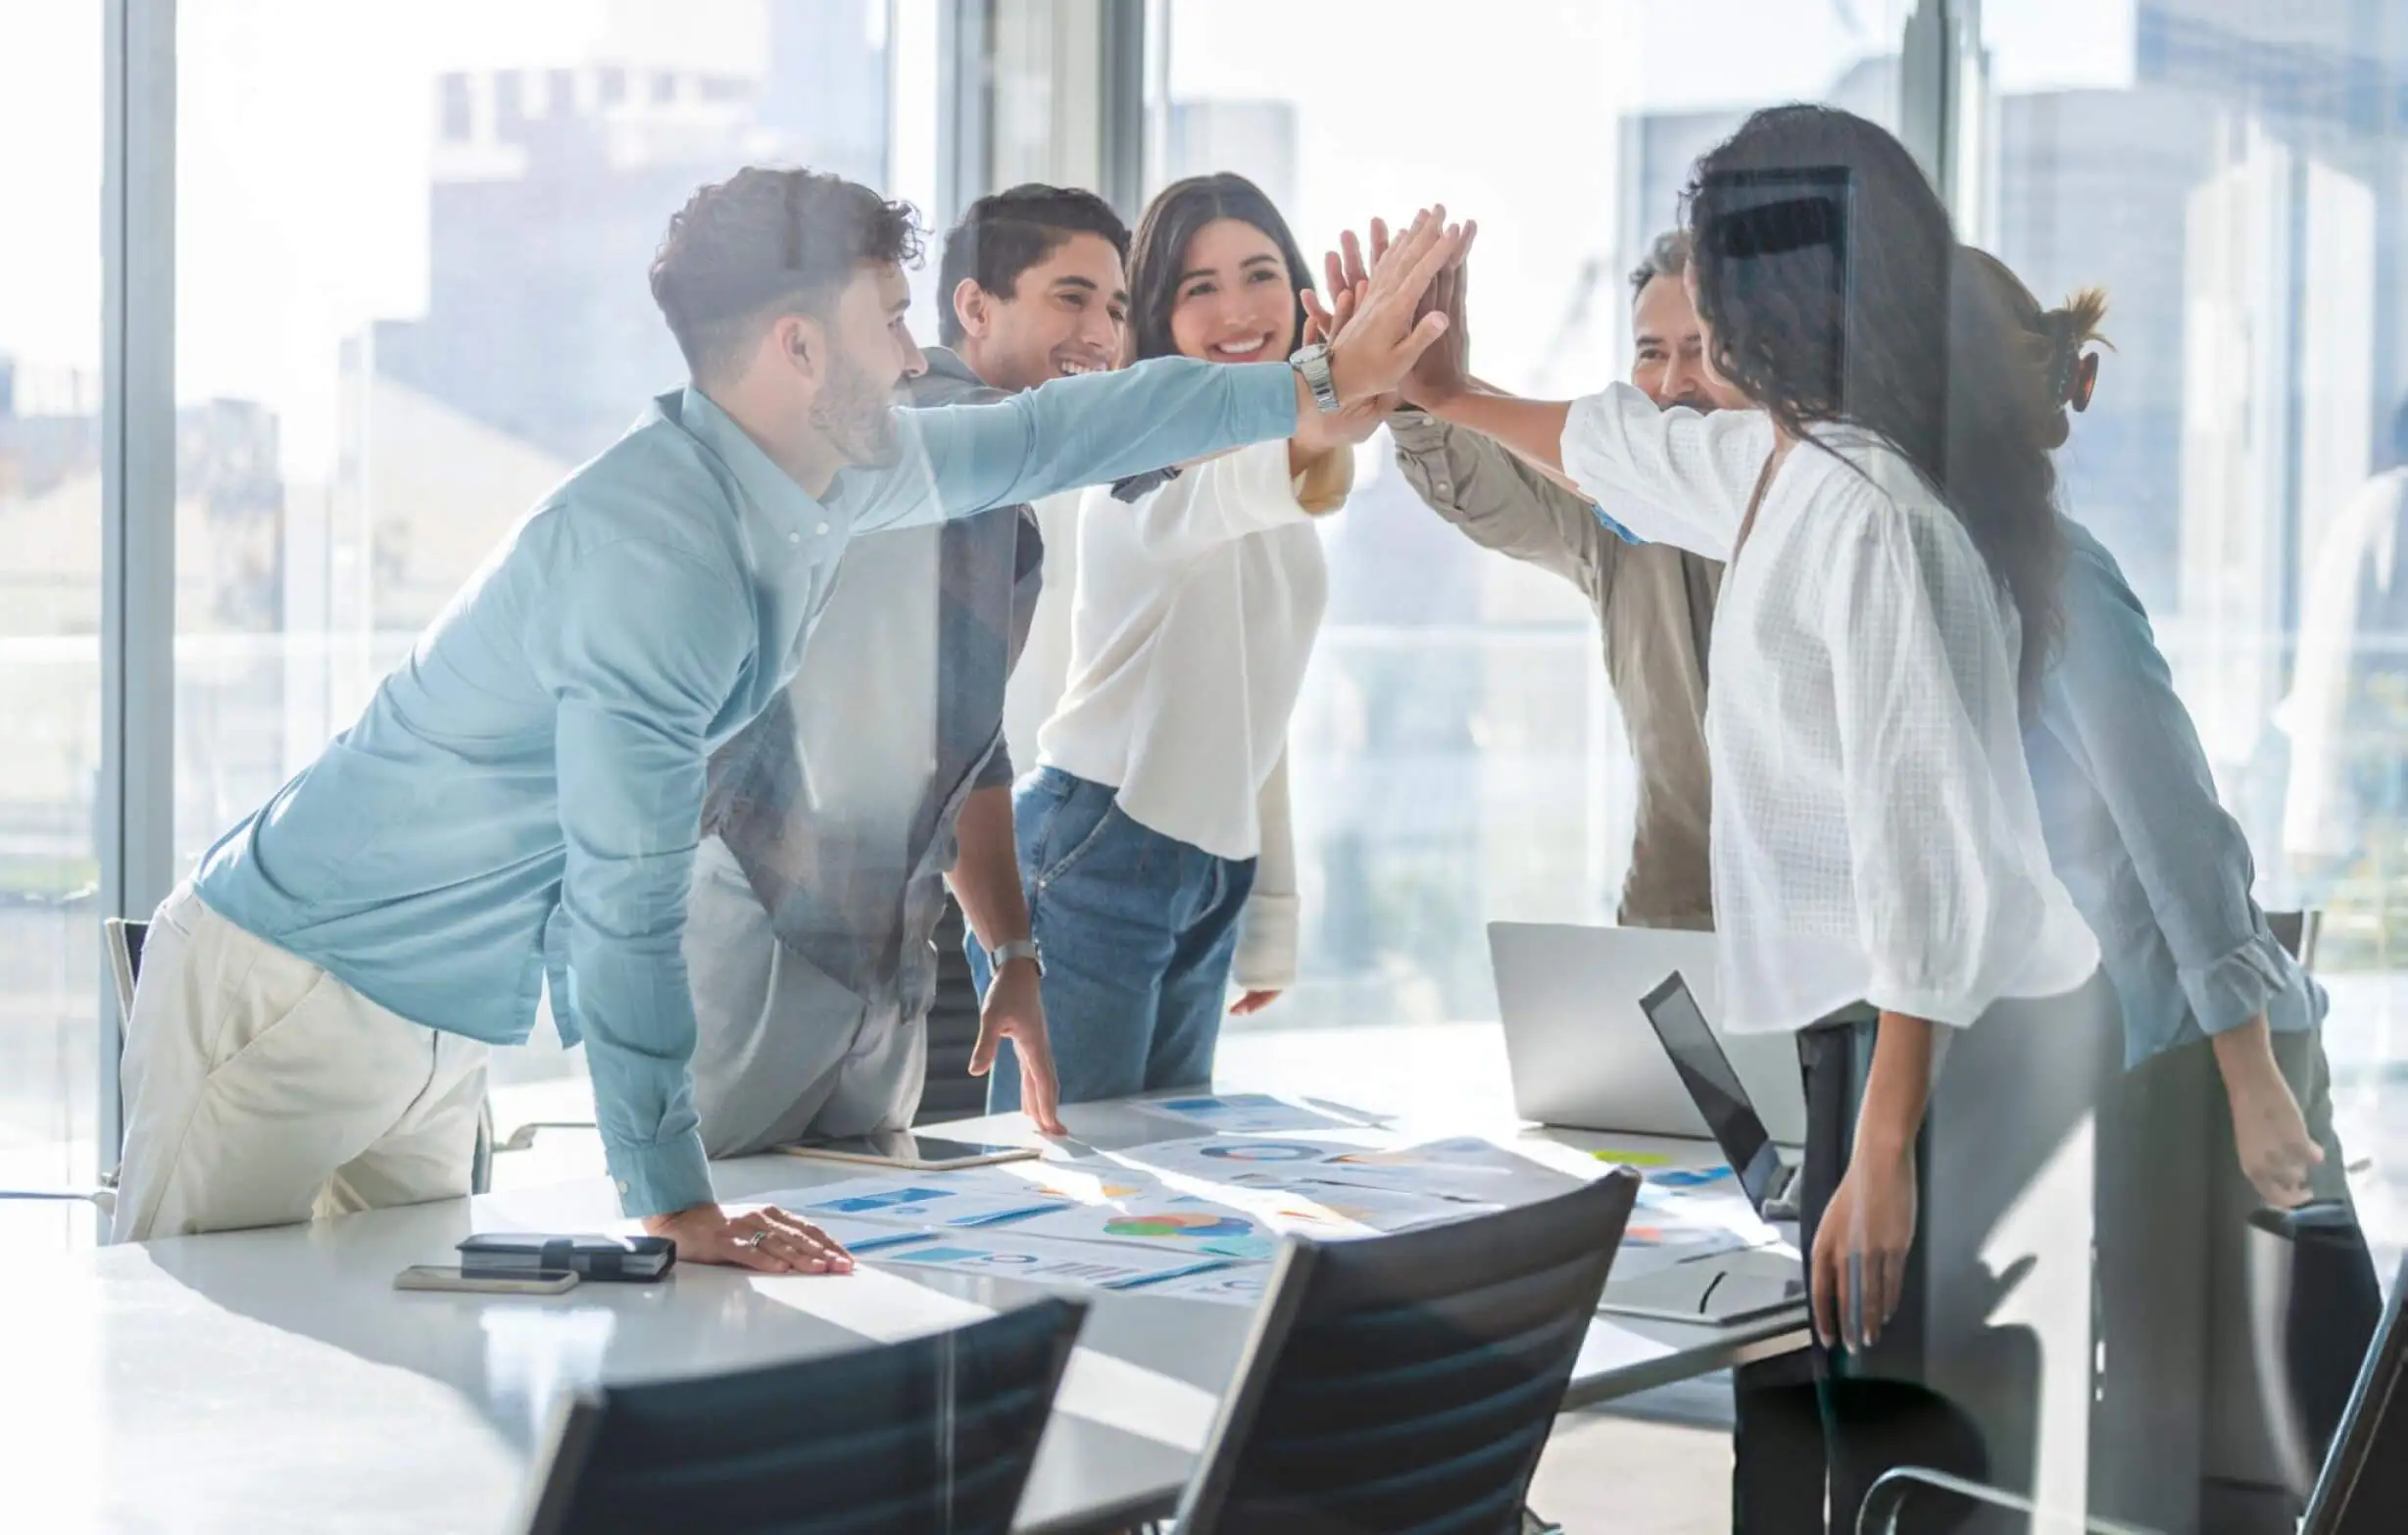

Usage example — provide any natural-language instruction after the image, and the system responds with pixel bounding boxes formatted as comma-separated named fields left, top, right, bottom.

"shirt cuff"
left=604, top=1127, right=715, bottom=1219
left=1386, top=409, right=1450, bottom=456
left=1860, top=979, right=1988, bottom=1030
left=1232, top=891, right=1301, bottom=991
left=2179, top=935, right=2296, bottom=1037
left=1233, top=359, right=1304, bottom=445
left=972, top=737, right=1014, bottom=793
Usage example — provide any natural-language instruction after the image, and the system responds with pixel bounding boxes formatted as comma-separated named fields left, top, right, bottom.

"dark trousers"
left=1735, top=985, right=2122, bottom=1534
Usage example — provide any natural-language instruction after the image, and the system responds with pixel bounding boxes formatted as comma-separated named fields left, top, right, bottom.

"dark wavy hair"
left=1683, top=104, right=2069, bottom=700
left=936, top=183, right=1131, bottom=348
left=1124, top=173, right=1311, bottom=365
left=650, top=167, right=923, bottom=381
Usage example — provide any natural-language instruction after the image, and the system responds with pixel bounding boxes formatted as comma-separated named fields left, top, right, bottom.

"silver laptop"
left=1489, top=921, right=1805, bottom=1145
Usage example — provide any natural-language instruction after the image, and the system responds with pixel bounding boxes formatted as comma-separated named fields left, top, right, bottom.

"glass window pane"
left=173, top=0, right=901, bottom=1118
left=1976, top=1, right=2408, bottom=1269
left=1150, top=0, right=1908, bottom=1031
left=0, top=3, right=102, bottom=1247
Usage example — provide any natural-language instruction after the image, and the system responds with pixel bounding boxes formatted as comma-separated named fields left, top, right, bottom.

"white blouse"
left=1035, top=438, right=1327, bottom=988
left=1560, top=384, right=2098, bottom=1034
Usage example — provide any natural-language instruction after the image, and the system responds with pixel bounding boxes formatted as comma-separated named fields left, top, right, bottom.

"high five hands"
left=1304, top=215, right=1480, bottom=413
left=1310, top=207, right=1468, bottom=408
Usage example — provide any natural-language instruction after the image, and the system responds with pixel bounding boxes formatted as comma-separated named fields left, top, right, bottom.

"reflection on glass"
left=1974, top=0, right=2407, bottom=1272
left=1152, top=0, right=1907, bottom=1028
left=0, top=2, right=102, bottom=1245
left=173, top=0, right=901, bottom=1101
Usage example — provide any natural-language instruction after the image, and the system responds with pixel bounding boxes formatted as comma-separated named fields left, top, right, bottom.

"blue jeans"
left=968, top=768, right=1255, bottom=1113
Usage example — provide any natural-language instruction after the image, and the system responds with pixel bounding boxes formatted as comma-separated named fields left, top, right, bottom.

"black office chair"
left=2299, top=1255, right=2408, bottom=1534
left=0, top=917, right=148, bottom=1211
left=517, top=1296, right=1087, bottom=1535
left=1166, top=1168, right=1640, bottom=1535
left=1858, top=1257, right=2406, bottom=1535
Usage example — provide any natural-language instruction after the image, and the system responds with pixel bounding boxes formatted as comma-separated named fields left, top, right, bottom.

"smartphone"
left=779, top=1130, right=1039, bottom=1171
left=394, top=1264, right=580, bottom=1295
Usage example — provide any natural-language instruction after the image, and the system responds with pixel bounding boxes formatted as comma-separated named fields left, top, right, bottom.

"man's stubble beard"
left=823, top=352, right=902, bottom=469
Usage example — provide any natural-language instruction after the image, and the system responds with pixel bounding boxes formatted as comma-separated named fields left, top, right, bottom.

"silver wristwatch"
left=989, top=937, right=1045, bottom=977
left=1290, top=341, right=1340, bottom=413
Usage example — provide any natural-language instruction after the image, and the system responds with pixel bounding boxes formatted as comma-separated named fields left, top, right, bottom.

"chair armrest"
left=1859, top=1467, right=2166, bottom=1535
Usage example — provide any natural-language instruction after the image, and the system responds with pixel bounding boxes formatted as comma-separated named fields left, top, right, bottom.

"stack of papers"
left=737, top=1123, right=1776, bottom=1305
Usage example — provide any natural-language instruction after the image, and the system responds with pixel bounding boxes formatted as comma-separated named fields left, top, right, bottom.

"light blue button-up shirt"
left=194, top=358, right=1300, bottom=1215
left=2026, top=519, right=2325, bottom=1067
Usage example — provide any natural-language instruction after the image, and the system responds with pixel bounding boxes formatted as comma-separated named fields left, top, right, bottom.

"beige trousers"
left=111, top=884, right=489, bottom=1243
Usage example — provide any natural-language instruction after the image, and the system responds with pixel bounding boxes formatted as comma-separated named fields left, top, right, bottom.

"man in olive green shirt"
left=1389, top=230, right=1736, bottom=929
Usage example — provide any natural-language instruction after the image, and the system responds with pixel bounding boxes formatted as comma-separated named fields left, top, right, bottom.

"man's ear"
left=767, top=311, right=828, bottom=382
left=952, top=277, right=992, bottom=340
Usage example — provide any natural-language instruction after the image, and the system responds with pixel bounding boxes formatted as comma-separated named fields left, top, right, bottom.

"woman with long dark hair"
left=1365, top=106, right=2107, bottom=1530
left=970, top=173, right=1388, bottom=1110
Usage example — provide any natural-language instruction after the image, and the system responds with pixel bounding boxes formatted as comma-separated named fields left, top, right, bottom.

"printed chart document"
left=759, top=1178, right=1070, bottom=1230
left=1220, top=1171, right=1500, bottom=1234
left=1128, top=1263, right=1275, bottom=1306
left=876, top=1229, right=1231, bottom=1290
left=1146, top=1092, right=1371, bottom=1135
left=1007, top=1192, right=1287, bottom=1263
left=1116, top=1134, right=1570, bottom=1202
left=782, top=1213, right=939, bottom=1255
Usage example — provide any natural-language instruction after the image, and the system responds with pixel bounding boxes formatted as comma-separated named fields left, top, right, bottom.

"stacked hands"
left=1302, top=211, right=1482, bottom=418
left=1294, top=206, right=1476, bottom=454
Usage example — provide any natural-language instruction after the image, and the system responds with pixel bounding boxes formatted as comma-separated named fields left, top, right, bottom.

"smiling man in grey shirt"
left=1389, top=230, right=1736, bottom=929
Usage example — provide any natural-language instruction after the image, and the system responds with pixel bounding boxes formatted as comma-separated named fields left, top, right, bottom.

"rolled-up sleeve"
left=1391, top=409, right=1614, bottom=597
left=530, top=536, right=751, bottom=1216
left=2046, top=543, right=2296, bottom=1035
left=1559, top=385, right=1775, bottom=561
left=847, top=357, right=1300, bottom=533
left=1233, top=748, right=1300, bottom=991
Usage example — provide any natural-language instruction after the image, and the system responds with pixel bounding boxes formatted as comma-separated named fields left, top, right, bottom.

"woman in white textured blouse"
left=969, top=173, right=1391, bottom=1113
left=1386, top=107, right=2107, bottom=1531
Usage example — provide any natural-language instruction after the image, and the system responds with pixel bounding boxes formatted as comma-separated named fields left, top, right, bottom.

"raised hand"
left=1403, top=220, right=1477, bottom=408
left=1297, top=282, right=1389, bottom=452
left=1322, top=206, right=1465, bottom=406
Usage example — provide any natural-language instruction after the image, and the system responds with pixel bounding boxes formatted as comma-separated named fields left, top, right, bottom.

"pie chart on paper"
left=1103, top=1211, right=1256, bottom=1241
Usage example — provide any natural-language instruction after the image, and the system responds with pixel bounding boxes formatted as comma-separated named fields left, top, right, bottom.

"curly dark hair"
left=937, top=183, right=1131, bottom=348
left=650, top=166, right=923, bottom=381
left=1684, top=104, right=2069, bottom=700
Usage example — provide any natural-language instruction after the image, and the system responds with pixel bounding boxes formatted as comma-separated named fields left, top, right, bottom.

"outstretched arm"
left=850, top=209, right=1467, bottom=533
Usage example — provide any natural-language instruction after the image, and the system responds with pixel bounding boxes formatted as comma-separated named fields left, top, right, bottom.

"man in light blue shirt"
left=111, top=169, right=1460, bottom=1270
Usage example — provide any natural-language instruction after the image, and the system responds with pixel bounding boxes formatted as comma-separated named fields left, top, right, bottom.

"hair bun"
left=2043, top=288, right=2110, bottom=409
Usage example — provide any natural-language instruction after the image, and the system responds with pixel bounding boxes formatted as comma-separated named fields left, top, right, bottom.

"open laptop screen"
left=1640, top=971, right=1781, bottom=1209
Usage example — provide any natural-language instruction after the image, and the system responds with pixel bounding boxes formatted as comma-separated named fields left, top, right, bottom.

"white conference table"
left=3, top=1093, right=1807, bottom=1534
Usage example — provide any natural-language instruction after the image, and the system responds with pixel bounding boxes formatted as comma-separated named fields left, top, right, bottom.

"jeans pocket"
left=1030, top=778, right=1123, bottom=888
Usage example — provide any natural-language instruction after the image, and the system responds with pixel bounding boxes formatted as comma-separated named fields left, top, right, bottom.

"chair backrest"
left=519, top=1296, right=1086, bottom=1535
left=1174, top=1169, right=1641, bottom=1535
left=916, top=898, right=990, bottom=1125
left=2268, top=910, right=2323, bottom=971
left=104, top=916, right=148, bottom=1030
left=2301, top=1257, right=2408, bottom=1535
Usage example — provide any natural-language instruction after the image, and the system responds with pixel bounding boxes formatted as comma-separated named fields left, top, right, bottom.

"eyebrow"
left=1054, top=274, right=1133, bottom=307
left=886, top=295, right=910, bottom=316
left=1179, top=254, right=1281, bottom=285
